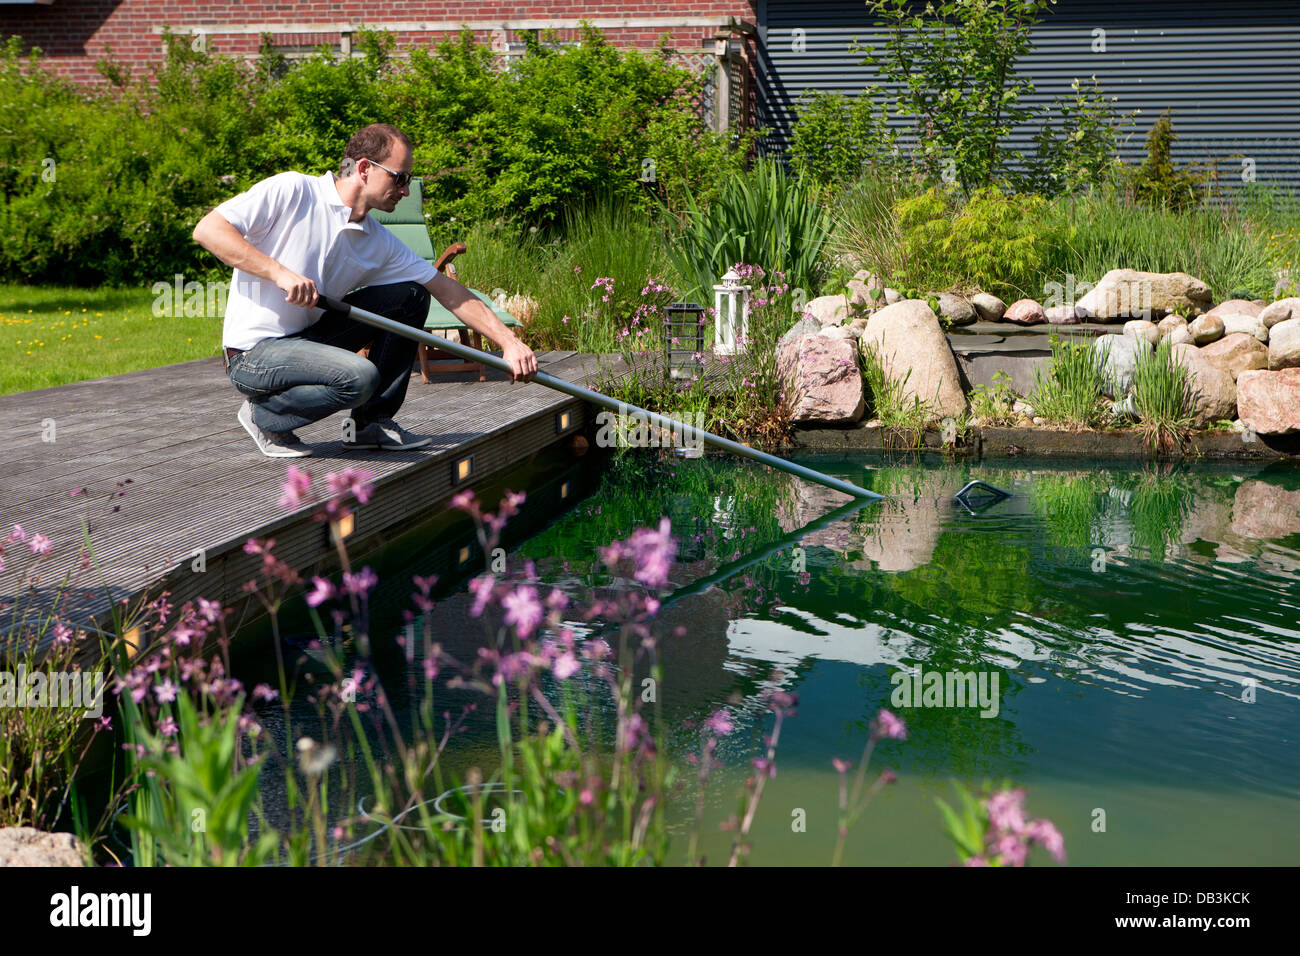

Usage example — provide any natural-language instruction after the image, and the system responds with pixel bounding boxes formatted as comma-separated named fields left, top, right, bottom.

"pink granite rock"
left=777, top=333, right=865, bottom=423
left=1237, top=368, right=1300, bottom=435
left=1003, top=299, right=1046, bottom=325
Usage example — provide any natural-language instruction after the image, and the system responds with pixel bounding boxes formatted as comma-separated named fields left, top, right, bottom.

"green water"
left=243, top=452, right=1300, bottom=865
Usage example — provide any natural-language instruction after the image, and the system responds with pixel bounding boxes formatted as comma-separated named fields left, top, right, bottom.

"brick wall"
left=0, top=1, right=757, bottom=86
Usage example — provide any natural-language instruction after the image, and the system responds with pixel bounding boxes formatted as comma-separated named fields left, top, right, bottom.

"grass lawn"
left=0, top=285, right=223, bottom=396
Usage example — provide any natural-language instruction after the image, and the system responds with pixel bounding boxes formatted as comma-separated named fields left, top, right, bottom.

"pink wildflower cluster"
left=590, top=276, right=615, bottom=301
left=277, top=464, right=376, bottom=524
left=599, top=517, right=676, bottom=589
left=965, top=788, right=1066, bottom=867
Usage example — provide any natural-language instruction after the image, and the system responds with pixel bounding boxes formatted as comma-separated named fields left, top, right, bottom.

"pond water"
left=235, top=451, right=1300, bottom=866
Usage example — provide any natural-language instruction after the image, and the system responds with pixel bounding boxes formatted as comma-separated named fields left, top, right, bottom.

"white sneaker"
left=343, top=417, right=432, bottom=450
left=238, top=400, right=312, bottom=458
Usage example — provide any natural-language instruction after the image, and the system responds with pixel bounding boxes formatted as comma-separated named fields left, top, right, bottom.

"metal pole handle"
left=317, top=295, right=882, bottom=501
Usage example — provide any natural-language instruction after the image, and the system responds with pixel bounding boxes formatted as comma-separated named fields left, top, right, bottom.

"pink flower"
left=872, top=708, right=908, bottom=741
left=154, top=679, right=178, bottom=703
left=1026, top=818, right=1066, bottom=864
left=986, top=788, right=1027, bottom=835
left=28, top=533, right=52, bottom=555
left=831, top=757, right=851, bottom=774
left=579, top=789, right=594, bottom=805
left=252, top=683, right=279, bottom=703
left=705, top=709, right=734, bottom=736
left=990, top=832, right=1029, bottom=867
left=552, top=652, right=580, bottom=680
left=158, top=716, right=179, bottom=737
left=342, top=567, right=378, bottom=597
left=306, top=576, right=335, bottom=607
left=502, top=585, right=543, bottom=638
left=52, top=622, right=72, bottom=645
left=545, top=588, right=568, bottom=612
left=278, top=464, right=313, bottom=510
left=196, top=597, right=223, bottom=623
left=468, top=574, right=496, bottom=617
left=9, top=525, right=27, bottom=543
left=451, top=490, right=478, bottom=514
left=326, top=467, right=375, bottom=505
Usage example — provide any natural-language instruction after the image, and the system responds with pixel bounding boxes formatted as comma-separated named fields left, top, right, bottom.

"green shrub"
left=892, top=185, right=1061, bottom=298
left=1127, top=109, right=1206, bottom=212
left=1028, top=76, right=1135, bottom=197
left=859, top=0, right=1053, bottom=193
left=788, top=89, right=897, bottom=189
left=1029, top=334, right=1105, bottom=429
left=0, top=26, right=747, bottom=285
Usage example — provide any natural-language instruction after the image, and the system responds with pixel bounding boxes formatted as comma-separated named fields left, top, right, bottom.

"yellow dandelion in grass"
left=96, top=312, right=102, bottom=316
left=94, top=335, right=102, bottom=340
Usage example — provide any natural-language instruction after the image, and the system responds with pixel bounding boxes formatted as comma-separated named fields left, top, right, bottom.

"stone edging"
left=792, top=424, right=1300, bottom=462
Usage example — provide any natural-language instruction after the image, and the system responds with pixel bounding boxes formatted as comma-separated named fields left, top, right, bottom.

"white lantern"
left=713, top=268, right=751, bottom=355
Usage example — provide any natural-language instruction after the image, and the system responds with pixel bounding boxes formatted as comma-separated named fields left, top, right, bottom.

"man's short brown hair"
left=341, top=124, right=411, bottom=176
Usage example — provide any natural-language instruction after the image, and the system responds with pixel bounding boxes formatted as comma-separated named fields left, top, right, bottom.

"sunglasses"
left=365, top=158, right=412, bottom=189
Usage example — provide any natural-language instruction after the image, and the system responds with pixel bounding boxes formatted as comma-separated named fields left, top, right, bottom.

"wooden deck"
left=0, top=352, right=603, bottom=650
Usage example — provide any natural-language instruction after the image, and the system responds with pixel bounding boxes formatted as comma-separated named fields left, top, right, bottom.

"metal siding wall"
left=756, top=0, right=1300, bottom=191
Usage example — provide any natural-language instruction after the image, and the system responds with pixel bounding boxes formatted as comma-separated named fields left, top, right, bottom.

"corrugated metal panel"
left=755, top=0, right=1300, bottom=191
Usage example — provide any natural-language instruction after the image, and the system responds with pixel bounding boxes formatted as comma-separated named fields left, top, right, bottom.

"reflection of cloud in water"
left=723, top=608, right=920, bottom=671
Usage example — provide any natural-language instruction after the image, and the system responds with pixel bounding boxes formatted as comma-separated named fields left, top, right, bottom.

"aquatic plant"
left=1029, top=334, right=1106, bottom=429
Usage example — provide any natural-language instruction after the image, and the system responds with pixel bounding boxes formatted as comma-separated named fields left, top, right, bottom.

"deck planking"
left=0, top=351, right=604, bottom=652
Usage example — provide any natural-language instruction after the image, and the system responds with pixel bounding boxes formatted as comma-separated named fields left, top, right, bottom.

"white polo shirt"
left=217, top=171, right=438, bottom=350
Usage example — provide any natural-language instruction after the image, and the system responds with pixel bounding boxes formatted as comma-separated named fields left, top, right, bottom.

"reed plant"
left=665, top=159, right=831, bottom=306
left=1029, top=335, right=1106, bottom=430
left=1131, top=337, right=1195, bottom=455
left=860, top=344, right=931, bottom=448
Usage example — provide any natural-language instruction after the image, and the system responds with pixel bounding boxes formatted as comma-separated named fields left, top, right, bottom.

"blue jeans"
left=226, top=282, right=431, bottom=434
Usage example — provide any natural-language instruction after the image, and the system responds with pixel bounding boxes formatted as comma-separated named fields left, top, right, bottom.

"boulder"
left=1092, top=334, right=1152, bottom=398
left=777, top=333, right=865, bottom=423
left=845, top=277, right=886, bottom=310
left=1231, top=480, right=1300, bottom=539
left=780, top=315, right=822, bottom=345
left=1260, top=297, right=1300, bottom=329
left=1205, top=299, right=1263, bottom=321
left=1075, top=269, right=1212, bottom=321
left=820, top=324, right=861, bottom=342
left=1267, top=317, right=1300, bottom=370
left=936, top=293, right=977, bottom=326
left=1124, top=319, right=1161, bottom=346
left=1003, top=299, right=1046, bottom=325
left=0, top=828, right=86, bottom=867
left=853, top=270, right=886, bottom=293
left=883, top=288, right=903, bottom=305
left=1171, top=343, right=1237, bottom=427
left=1237, top=368, right=1300, bottom=435
left=1167, top=325, right=1194, bottom=347
left=1044, top=304, right=1082, bottom=324
left=1157, top=315, right=1188, bottom=338
left=860, top=300, right=968, bottom=419
left=1200, top=332, right=1268, bottom=381
left=1188, top=313, right=1225, bottom=345
left=805, top=294, right=853, bottom=328
left=971, top=292, right=1007, bottom=322
left=1219, top=313, right=1269, bottom=343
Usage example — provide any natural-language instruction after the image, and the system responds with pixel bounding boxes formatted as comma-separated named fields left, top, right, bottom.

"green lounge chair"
left=369, top=177, right=523, bottom=382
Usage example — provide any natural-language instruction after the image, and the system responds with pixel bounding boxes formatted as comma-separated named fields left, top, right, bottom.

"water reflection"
left=235, top=452, right=1300, bottom=863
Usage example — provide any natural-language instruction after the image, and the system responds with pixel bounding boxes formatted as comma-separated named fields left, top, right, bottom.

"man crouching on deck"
left=194, top=122, right=537, bottom=458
